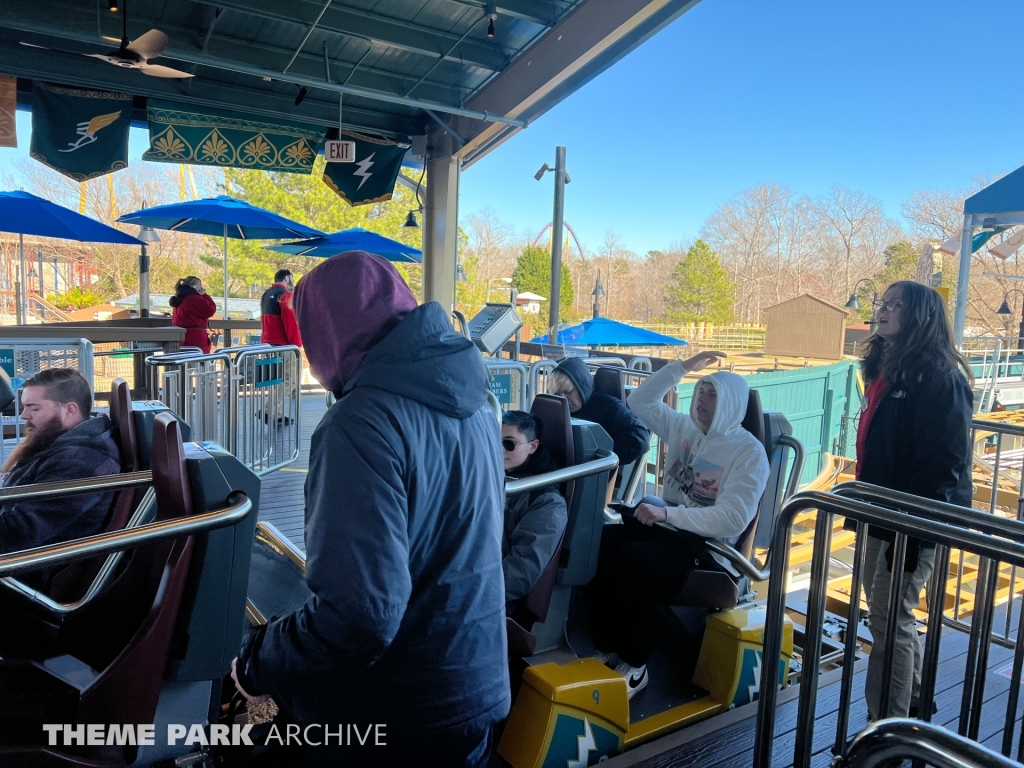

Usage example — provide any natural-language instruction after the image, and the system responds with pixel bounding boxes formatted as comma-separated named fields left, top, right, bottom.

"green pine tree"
left=851, top=241, right=920, bottom=322
left=665, top=239, right=735, bottom=322
left=511, top=245, right=574, bottom=321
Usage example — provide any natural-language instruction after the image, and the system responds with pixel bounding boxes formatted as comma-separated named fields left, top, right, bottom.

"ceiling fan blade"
left=139, top=63, right=194, bottom=79
left=127, top=29, right=168, bottom=61
left=84, top=52, right=139, bottom=67
left=19, top=41, right=90, bottom=57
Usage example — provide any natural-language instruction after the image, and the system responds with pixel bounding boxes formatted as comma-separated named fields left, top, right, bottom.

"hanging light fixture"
left=997, top=299, right=1013, bottom=315
left=294, top=86, right=308, bottom=106
left=138, top=226, right=161, bottom=243
left=456, top=263, right=468, bottom=282
left=485, top=4, right=497, bottom=38
left=844, top=293, right=861, bottom=310
left=108, top=0, right=119, bottom=11
left=402, top=210, right=420, bottom=229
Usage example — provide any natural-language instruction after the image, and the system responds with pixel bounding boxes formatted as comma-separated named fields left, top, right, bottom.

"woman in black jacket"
left=855, top=280, right=973, bottom=721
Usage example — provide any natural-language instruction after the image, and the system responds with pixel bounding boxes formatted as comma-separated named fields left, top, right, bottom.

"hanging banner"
left=321, top=130, right=406, bottom=206
left=30, top=83, right=131, bottom=181
left=142, top=100, right=324, bottom=174
left=0, top=76, right=16, bottom=149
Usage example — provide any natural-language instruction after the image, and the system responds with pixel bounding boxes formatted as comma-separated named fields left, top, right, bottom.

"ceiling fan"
left=20, top=1, right=193, bottom=79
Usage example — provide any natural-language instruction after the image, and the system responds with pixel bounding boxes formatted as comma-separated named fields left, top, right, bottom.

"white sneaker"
left=614, top=662, right=648, bottom=699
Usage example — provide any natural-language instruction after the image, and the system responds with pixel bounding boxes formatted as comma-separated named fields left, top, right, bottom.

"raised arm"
left=627, top=351, right=726, bottom=440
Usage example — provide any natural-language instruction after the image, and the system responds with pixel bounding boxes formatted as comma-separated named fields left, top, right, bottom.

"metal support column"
left=548, top=145, right=566, bottom=336
left=953, top=219, right=973, bottom=344
left=422, top=144, right=460, bottom=310
left=139, top=245, right=150, bottom=318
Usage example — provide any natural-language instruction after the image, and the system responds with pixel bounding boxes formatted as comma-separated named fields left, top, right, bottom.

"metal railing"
left=505, top=448, right=619, bottom=495
left=845, top=719, right=1022, bottom=768
left=145, top=344, right=302, bottom=475
left=754, top=487, right=1024, bottom=768
left=484, top=360, right=529, bottom=411
left=0, top=492, right=251, bottom=578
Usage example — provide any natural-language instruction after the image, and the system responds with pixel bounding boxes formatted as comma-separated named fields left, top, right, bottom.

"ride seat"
left=506, top=395, right=575, bottom=657
left=47, top=380, right=144, bottom=602
left=669, top=389, right=768, bottom=611
left=593, top=366, right=650, bottom=505
left=0, top=413, right=197, bottom=764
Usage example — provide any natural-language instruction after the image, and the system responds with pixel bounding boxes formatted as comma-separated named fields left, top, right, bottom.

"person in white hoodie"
left=584, top=351, right=770, bottom=699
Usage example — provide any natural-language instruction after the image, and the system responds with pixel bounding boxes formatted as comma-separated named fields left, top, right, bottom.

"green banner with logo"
left=30, top=83, right=131, bottom=182
left=142, top=100, right=324, bottom=174
left=321, top=130, right=406, bottom=206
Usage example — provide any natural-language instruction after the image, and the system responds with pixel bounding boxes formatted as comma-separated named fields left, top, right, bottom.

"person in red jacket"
left=169, top=276, right=217, bottom=353
left=260, top=269, right=302, bottom=348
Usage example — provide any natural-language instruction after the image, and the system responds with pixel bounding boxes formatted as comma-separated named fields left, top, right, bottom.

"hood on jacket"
left=690, top=370, right=749, bottom=437
left=553, top=357, right=594, bottom=403
left=293, top=251, right=419, bottom=393
left=346, top=302, right=490, bottom=420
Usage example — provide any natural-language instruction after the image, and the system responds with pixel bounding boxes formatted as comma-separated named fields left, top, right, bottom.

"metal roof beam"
left=188, top=0, right=510, bottom=72
left=443, top=0, right=702, bottom=166
left=0, top=44, right=422, bottom=136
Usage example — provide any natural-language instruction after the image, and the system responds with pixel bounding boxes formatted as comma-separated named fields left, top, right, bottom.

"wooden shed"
left=764, top=295, right=850, bottom=360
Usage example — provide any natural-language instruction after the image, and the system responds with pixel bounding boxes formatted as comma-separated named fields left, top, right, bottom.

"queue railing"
left=844, top=719, right=1022, bottom=768
left=754, top=486, right=1024, bottom=768
left=145, top=344, right=301, bottom=475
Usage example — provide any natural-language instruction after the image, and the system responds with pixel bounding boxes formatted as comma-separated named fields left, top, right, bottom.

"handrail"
left=704, top=539, right=769, bottom=581
left=754, top=489, right=1024, bottom=768
left=505, top=449, right=618, bottom=495
left=255, top=521, right=306, bottom=570
left=780, top=433, right=806, bottom=500
left=973, top=417, right=1024, bottom=438
left=452, top=310, right=471, bottom=340
left=845, top=719, right=1020, bottom=768
left=0, top=471, right=152, bottom=502
left=0, top=488, right=157, bottom=613
left=0, top=492, right=251, bottom=577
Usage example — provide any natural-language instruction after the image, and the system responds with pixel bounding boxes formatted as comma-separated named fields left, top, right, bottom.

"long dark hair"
left=860, top=280, right=974, bottom=388
left=168, top=276, right=202, bottom=308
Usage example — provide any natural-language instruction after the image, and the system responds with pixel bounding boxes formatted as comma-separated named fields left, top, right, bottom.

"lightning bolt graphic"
left=353, top=152, right=376, bottom=190
left=567, top=718, right=596, bottom=768
left=748, top=651, right=763, bottom=704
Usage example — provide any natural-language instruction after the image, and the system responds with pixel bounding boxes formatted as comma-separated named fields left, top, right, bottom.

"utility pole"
left=549, top=146, right=566, bottom=336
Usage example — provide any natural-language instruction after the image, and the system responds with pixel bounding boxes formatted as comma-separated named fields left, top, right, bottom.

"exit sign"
left=325, top=140, right=356, bottom=163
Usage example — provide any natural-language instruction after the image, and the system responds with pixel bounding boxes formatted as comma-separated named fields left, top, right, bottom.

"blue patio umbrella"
left=264, top=227, right=422, bottom=263
left=118, top=195, right=323, bottom=320
left=531, top=317, right=689, bottom=347
left=0, top=190, right=142, bottom=321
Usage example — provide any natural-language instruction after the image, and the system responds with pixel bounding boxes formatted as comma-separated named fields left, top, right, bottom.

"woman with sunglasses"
left=854, top=281, right=974, bottom=721
left=501, top=410, right=567, bottom=623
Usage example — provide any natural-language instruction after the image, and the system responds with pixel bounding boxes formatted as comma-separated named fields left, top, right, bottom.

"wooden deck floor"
left=255, top=393, right=327, bottom=551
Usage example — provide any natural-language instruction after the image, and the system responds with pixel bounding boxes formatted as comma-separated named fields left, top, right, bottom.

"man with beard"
left=0, top=368, right=121, bottom=592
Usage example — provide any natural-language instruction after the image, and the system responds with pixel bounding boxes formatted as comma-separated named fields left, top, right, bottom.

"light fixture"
left=108, top=0, right=119, bottom=11
left=485, top=3, right=497, bottom=38
left=844, top=293, right=861, bottom=310
left=402, top=210, right=420, bottom=229
left=534, top=163, right=551, bottom=181
left=982, top=217, right=999, bottom=231
left=294, top=86, right=308, bottom=106
left=456, top=263, right=468, bottom=282
left=26, top=267, right=37, bottom=279
left=997, top=299, right=1013, bottom=315
left=592, top=275, right=607, bottom=298
left=138, top=226, right=161, bottom=243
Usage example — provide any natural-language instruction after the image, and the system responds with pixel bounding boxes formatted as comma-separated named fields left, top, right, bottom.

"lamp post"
left=485, top=277, right=512, bottom=303
left=996, top=289, right=1024, bottom=350
left=592, top=270, right=607, bottom=319
left=136, top=203, right=161, bottom=319
left=845, top=278, right=879, bottom=327
left=535, top=147, right=570, bottom=336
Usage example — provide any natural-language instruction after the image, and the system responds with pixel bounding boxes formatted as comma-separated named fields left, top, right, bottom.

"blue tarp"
left=531, top=317, right=689, bottom=347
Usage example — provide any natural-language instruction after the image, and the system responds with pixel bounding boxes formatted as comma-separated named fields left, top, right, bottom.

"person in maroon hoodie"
left=260, top=268, right=302, bottom=348
left=168, top=276, right=217, bottom=353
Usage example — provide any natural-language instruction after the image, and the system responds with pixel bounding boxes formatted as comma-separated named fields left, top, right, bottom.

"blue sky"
left=2, top=0, right=1022, bottom=256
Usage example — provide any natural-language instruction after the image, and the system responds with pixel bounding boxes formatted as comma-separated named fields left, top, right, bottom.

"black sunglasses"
left=502, top=438, right=530, bottom=452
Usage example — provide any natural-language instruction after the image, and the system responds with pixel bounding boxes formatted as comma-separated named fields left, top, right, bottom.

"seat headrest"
left=530, top=394, right=574, bottom=472
left=741, top=389, right=767, bottom=455
left=109, top=378, right=139, bottom=472
left=150, top=412, right=193, bottom=521
left=593, top=366, right=626, bottom=403
left=0, top=368, right=15, bottom=414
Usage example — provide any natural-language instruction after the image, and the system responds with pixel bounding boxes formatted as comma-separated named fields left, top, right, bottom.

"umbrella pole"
left=17, top=233, right=26, bottom=325
left=223, top=224, right=229, bottom=323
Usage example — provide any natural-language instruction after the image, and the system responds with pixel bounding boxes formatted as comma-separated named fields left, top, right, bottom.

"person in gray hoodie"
left=501, top=410, right=567, bottom=621
left=232, top=251, right=509, bottom=767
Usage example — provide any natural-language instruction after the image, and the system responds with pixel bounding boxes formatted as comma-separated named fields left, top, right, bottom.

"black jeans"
left=585, top=512, right=710, bottom=668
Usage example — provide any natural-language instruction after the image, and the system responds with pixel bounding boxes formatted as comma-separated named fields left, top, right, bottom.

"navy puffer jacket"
left=237, top=302, right=509, bottom=737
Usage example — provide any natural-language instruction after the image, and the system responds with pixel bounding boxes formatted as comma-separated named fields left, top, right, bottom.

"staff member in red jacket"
left=169, top=276, right=217, bottom=353
left=260, top=269, right=302, bottom=348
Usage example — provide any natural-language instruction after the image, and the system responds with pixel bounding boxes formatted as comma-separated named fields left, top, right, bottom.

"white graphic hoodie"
left=627, top=363, right=770, bottom=575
